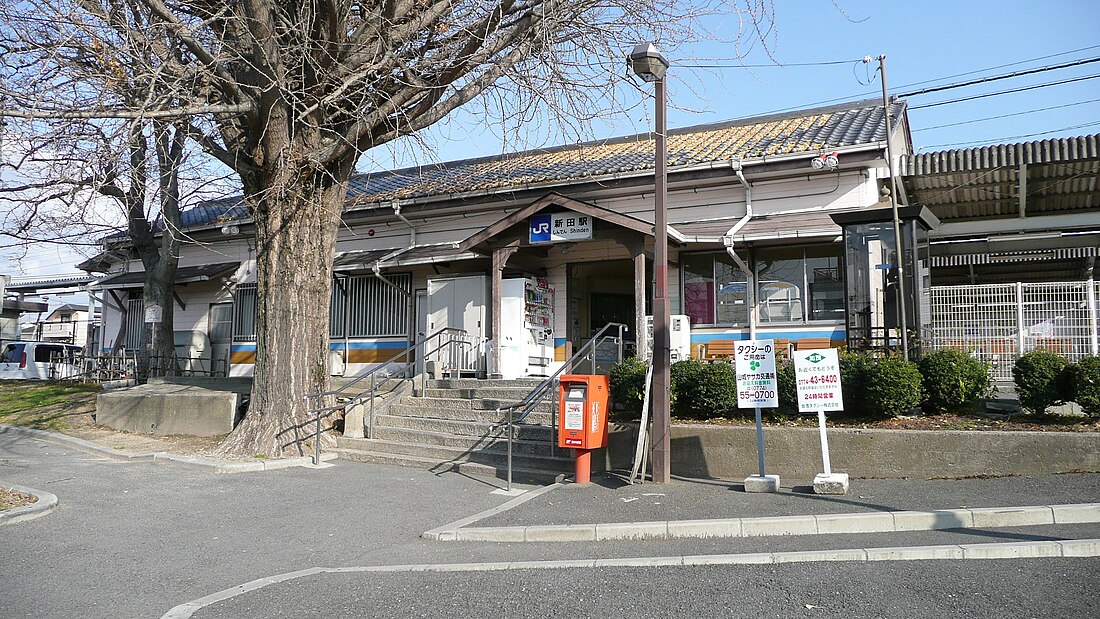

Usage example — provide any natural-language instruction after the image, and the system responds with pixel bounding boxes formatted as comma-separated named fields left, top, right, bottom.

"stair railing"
left=303, top=327, right=474, bottom=465
left=494, top=322, right=627, bottom=492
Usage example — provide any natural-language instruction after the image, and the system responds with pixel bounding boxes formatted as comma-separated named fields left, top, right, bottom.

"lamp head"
left=628, top=42, right=669, bottom=82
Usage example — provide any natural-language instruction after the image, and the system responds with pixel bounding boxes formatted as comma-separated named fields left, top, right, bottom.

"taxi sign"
left=734, top=339, right=778, bottom=408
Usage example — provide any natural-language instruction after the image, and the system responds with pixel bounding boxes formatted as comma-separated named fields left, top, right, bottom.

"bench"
left=795, top=337, right=833, bottom=350
left=701, top=340, right=737, bottom=362
left=701, top=338, right=792, bottom=362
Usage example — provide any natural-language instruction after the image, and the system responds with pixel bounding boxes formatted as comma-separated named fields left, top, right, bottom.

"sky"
left=4, top=0, right=1100, bottom=293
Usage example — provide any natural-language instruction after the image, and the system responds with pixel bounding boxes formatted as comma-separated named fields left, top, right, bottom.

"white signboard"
left=144, top=303, right=163, bottom=323
left=794, top=348, right=844, bottom=412
left=734, top=339, right=778, bottom=408
left=529, top=211, right=594, bottom=243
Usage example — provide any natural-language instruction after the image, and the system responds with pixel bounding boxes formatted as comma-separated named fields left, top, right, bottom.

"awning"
left=90, top=262, right=239, bottom=289
left=333, top=244, right=482, bottom=272
left=674, top=210, right=853, bottom=244
left=930, top=246, right=1098, bottom=267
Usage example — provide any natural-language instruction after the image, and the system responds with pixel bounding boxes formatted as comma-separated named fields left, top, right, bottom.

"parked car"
left=0, top=341, right=82, bottom=380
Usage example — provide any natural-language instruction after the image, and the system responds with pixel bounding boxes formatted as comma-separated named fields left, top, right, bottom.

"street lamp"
left=629, top=42, right=671, bottom=484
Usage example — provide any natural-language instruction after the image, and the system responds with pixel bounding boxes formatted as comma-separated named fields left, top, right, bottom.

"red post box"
left=557, top=374, right=609, bottom=484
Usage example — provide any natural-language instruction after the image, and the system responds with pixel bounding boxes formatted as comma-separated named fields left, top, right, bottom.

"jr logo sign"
left=529, top=214, right=552, bottom=243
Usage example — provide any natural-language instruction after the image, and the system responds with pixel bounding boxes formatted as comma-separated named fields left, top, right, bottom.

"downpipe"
left=723, top=165, right=766, bottom=478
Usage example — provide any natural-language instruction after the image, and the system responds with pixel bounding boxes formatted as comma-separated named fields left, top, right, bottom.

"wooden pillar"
left=491, top=245, right=520, bottom=378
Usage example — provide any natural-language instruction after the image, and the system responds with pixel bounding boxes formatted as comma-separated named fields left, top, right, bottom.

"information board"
left=734, top=339, right=778, bottom=408
left=794, top=348, right=844, bottom=412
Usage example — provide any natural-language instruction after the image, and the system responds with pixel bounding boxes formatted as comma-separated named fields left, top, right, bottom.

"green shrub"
left=1013, top=350, right=1069, bottom=414
left=671, top=359, right=736, bottom=418
left=1068, top=356, right=1100, bottom=418
left=863, top=357, right=922, bottom=418
left=918, top=348, right=991, bottom=413
left=838, top=351, right=874, bottom=417
left=608, top=358, right=649, bottom=417
left=776, top=358, right=797, bottom=412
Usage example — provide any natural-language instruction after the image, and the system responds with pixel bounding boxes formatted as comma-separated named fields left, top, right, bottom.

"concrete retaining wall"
left=97, top=384, right=238, bottom=437
left=606, top=423, right=1100, bottom=480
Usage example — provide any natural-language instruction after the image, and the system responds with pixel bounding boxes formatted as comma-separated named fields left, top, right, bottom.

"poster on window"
left=734, top=339, right=778, bottom=408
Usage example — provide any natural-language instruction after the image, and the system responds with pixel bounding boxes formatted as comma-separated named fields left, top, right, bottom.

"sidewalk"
left=426, top=471, right=1100, bottom=542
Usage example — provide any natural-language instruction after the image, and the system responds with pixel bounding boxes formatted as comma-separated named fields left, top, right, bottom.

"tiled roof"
left=179, top=98, right=902, bottom=230
left=348, top=98, right=902, bottom=206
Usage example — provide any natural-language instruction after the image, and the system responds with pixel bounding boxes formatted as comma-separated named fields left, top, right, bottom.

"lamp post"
left=629, top=42, right=671, bottom=484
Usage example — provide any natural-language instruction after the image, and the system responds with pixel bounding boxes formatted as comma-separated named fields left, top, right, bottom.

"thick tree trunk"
left=140, top=257, right=178, bottom=376
left=217, top=156, right=351, bottom=458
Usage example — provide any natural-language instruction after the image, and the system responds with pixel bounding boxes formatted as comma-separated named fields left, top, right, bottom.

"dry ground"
left=0, top=381, right=225, bottom=457
left=0, top=487, right=36, bottom=511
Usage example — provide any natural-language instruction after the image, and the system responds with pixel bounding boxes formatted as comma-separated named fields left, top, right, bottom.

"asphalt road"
left=2, top=433, right=1098, bottom=618
left=191, top=559, right=1099, bottom=619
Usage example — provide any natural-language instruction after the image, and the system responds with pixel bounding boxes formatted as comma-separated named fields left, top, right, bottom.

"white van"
left=0, top=342, right=82, bottom=380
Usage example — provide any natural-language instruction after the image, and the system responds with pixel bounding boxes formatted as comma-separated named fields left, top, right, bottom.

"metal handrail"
left=495, top=322, right=627, bottom=491
left=304, top=327, right=475, bottom=465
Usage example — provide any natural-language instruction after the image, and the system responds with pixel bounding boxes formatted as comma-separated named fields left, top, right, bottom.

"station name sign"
left=529, top=211, right=594, bottom=244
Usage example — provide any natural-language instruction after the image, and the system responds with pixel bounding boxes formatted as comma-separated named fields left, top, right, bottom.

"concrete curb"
left=0, top=425, right=338, bottom=473
left=0, top=482, right=58, bottom=526
left=429, top=502, right=1100, bottom=542
left=161, top=538, right=1100, bottom=618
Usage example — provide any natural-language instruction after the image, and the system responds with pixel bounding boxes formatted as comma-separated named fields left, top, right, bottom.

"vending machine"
left=498, top=277, right=555, bottom=378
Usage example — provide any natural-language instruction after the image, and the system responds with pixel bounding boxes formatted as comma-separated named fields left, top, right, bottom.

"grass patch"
left=0, top=381, right=100, bottom=431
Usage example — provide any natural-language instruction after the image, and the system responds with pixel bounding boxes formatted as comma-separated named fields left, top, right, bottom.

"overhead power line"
left=720, top=45, right=1100, bottom=119
left=891, top=43, right=1100, bottom=91
left=897, top=56, right=1100, bottom=97
left=919, top=121, right=1100, bottom=149
left=912, top=98, right=1100, bottom=132
left=678, top=58, right=862, bottom=68
left=910, top=73, right=1100, bottom=110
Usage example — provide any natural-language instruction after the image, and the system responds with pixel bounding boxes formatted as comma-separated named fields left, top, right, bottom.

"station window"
left=681, top=244, right=843, bottom=326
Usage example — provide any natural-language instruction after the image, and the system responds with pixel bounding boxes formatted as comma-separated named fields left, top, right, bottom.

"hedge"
left=1012, top=350, right=1068, bottom=414
left=918, top=348, right=991, bottom=413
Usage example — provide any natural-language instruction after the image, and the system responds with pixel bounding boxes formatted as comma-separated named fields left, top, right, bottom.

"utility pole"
left=871, top=54, right=909, bottom=358
left=629, top=43, right=671, bottom=483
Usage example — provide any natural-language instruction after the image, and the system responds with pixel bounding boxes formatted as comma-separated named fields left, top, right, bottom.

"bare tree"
left=0, top=2, right=236, bottom=375
left=1, top=1, right=774, bottom=458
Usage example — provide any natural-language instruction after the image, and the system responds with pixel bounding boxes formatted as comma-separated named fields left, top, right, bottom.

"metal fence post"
left=1089, top=279, right=1099, bottom=357
left=1016, top=282, right=1026, bottom=356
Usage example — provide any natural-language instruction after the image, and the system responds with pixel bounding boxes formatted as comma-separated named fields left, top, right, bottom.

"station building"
left=77, top=98, right=1100, bottom=384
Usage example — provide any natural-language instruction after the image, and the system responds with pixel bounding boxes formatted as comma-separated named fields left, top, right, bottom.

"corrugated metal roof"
left=91, top=262, right=239, bottom=289
left=901, top=134, right=1100, bottom=224
left=5, top=276, right=95, bottom=292
left=178, top=98, right=902, bottom=231
left=901, top=134, right=1100, bottom=175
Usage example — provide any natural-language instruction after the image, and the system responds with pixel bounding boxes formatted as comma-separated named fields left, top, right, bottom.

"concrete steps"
left=338, top=377, right=566, bottom=483
left=332, top=448, right=567, bottom=485
left=387, top=400, right=552, bottom=425
left=375, top=414, right=553, bottom=441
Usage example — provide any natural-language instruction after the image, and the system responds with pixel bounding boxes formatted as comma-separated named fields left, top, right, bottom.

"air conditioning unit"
left=645, top=314, right=692, bottom=362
